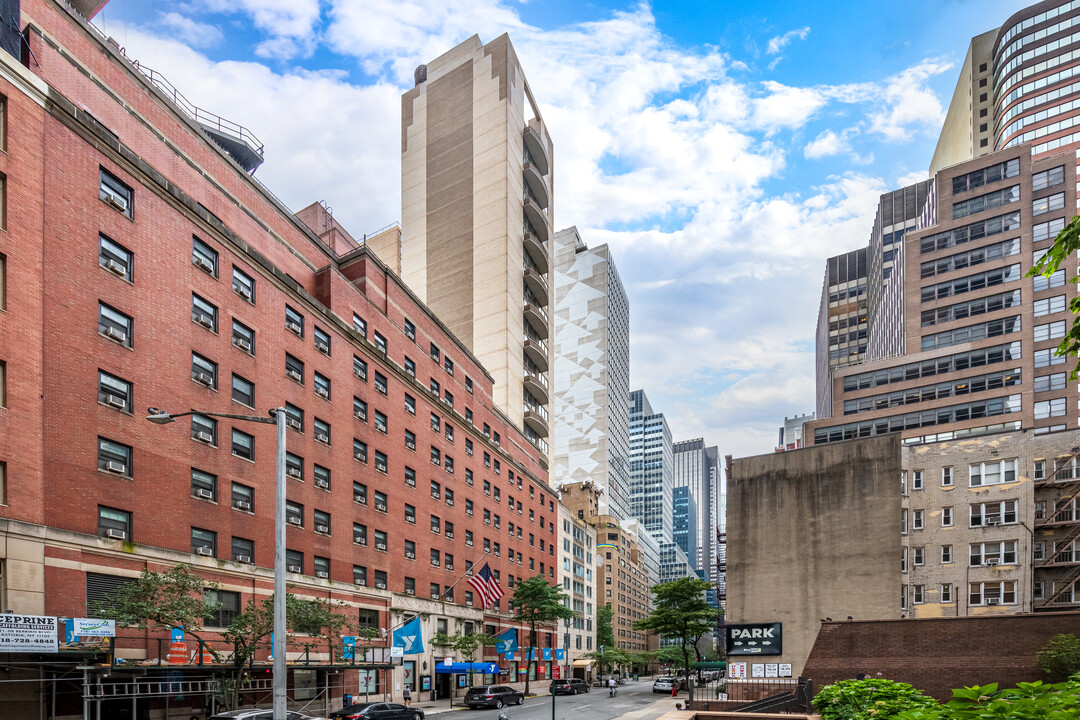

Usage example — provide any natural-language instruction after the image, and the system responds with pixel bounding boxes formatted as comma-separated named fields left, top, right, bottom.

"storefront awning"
left=435, top=662, right=500, bottom=674
left=572, top=659, right=592, bottom=668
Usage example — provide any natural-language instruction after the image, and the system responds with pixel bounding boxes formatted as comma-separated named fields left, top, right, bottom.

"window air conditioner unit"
left=104, top=327, right=127, bottom=343
left=287, top=321, right=302, bottom=335
left=106, top=528, right=127, bottom=540
left=195, top=372, right=214, bottom=386
left=405, top=551, right=415, bottom=559
left=405, top=589, right=415, bottom=596
left=316, top=571, right=329, bottom=579
left=101, top=187, right=128, bottom=212
left=195, top=431, right=214, bottom=444
left=466, top=601, right=473, bottom=607
left=287, top=467, right=301, bottom=478
left=315, top=387, right=329, bottom=399
left=375, top=582, right=387, bottom=589
left=288, top=565, right=301, bottom=573
left=105, top=394, right=126, bottom=409
left=446, top=532, right=454, bottom=539
left=354, top=538, right=366, bottom=546
left=432, top=492, right=440, bottom=500
left=236, top=555, right=252, bottom=564
left=315, top=478, right=329, bottom=489
left=316, top=432, right=329, bottom=444
left=234, top=337, right=252, bottom=352
left=986, top=598, right=1000, bottom=605
left=196, top=488, right=214, bottom=500
left=466, top=540, right=473, bottom=547
left=355, top=579, right=367, bottom=586
left=446, top=564, right=454, bottom=571
left=406, top=517, right=415, bottom=524
left=354, top=368, right=365, bottom=379
left=105, top=461, right=126, bottom=474
left=193, top=255, right=214, bottom=273
left=234, top=500, right=251, bottom=511
left=316, top=340, right=329, bottom=353
left=196, top=547, right=214, bottom=556
left=447, top=499, right=454, bottom=507
left=376, top=542, right=387, bottom=551
left=288, top=517, right=302, bottom=526
left=235, top=285, right=252, bottom=300
left=195, top=314, right=214, bottom=329
left=376, top=503, right=387, bottom=513
left=431, top=593, right=440, bottom=600
left=316, top=524, right=329, bottom=534
left=354, top=452, right=365, bottom=462
left=986, top=518, right=1001, bottom=526
left=985, top=558, right=1000, bottom=566
left=432, top=560, right=440, bottom=567
left=287, top=369, right=302, bottom=382
left=105, top=258, right=126, bottom=275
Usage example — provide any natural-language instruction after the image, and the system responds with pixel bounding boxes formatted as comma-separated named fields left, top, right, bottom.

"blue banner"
left=496, top=628, right=518, bottom=656
left=392, top=617, right=425, bottom=655
left=543, top=648, right=552, bottom=661
left=556, top=649, right=565, bottom=660
left=343, top=636, right=356, bottom=661
left=435, top=662, right=500, bottom=674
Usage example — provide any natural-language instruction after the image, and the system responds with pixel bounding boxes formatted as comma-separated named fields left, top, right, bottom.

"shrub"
left=814, top=678, right=938, bottom=720
left=1037, top=633, right=1080, bottom=682
left=895, top=680, right=1080, bottom=720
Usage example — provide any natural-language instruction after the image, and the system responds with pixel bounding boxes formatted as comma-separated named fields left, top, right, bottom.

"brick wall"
left=802, top=613, right=1080, bottom=700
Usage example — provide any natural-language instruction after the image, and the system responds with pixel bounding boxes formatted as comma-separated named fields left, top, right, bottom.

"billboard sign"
left=726, top=623, right=782, bottom=656
left=0, top=615, right=59, bottom=653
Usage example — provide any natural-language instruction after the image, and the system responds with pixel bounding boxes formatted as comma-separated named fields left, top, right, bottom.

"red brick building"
left=0, top=1, right=561, bottom=716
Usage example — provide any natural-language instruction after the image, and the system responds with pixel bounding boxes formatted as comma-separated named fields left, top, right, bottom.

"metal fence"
left=687, top=676, right=813, bottom=713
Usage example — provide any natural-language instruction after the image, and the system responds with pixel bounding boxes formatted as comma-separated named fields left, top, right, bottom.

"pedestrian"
left=403, top=684, right=412, bottom=707
left=608, top=677, right=617, bottom=697
left=671, top=681, right=677, bottom=698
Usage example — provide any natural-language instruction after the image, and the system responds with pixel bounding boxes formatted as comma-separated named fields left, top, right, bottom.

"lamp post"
left=147, top=406, right=288, bottom=720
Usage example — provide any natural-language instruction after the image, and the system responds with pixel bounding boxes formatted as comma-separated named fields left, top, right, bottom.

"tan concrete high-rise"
left=401, top=35, right=555, bottom=461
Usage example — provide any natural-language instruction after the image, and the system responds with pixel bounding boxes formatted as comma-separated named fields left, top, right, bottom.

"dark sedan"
left=330, top=702, right=424, bottom=720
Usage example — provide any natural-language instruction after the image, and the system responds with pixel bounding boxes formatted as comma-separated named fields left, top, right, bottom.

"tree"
left=511, top=575, right=574, bottom=696
left=1037, top=633, right=1080, bottom=681
left=430, top=631, right=500, bottom=688
left=1029, top=215, right=1080, bottom=378
left=633, top=577, right=715, bottom=700
left=89, top=565, right=224, bottom=662
left=582, top=646, right=630, bottom=679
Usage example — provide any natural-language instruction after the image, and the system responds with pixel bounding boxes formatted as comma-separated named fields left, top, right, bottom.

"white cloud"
left=867, top=58, right=953, bottom=141
left=201, top=0, right=321, bottom=58
left=766, top=26, right=810, bottom=54
left=896, top=170, right=929, bottom=186
left=158, top=13, right=223, bottom=48
left=804, top=129, right=848, bottom=159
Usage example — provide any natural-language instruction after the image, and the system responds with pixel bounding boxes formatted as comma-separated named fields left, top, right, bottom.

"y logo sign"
left=401, top=635, right=418, bottom=652
left=392, top=617, right=426, bottom=655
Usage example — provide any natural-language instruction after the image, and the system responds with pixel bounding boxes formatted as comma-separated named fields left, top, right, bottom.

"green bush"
left=895, top=680, right=1080, bottom=720
left=1037, top=633, right=1080, bottom=682
left=814, top=678, right=938, bottom=720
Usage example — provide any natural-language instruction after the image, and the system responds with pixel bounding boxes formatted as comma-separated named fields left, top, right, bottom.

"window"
left=404, top=504, right=416, bottom=524
left=285, top=354, right=305, bottom=384
left=405, top=466, right=416, bottom=486
left=431, top=480, right=441, bottom=500
left=405, top=357, right=416, bottom=377
left=374, top=570, right=387, bottom=589
left=941, top=545, right=953, bottom=563
left=466, top=438, right=473, bottom=456
left=231, top=429, right=254, bottom=460
left=404, top=577, right=416, bottom=595
left=285, top=305, right=305, bottom=337
left=444, top=357, right=454, bottom=375
left=286, top=501, right=304, bottom=527
left=374, top=529, right=388, bottom=551
left=1035, top=398, right=1068, bottom=419
left=431, top=548, right=441, bottom=567
left=912, top=470, right=923, bottom=491
left=232, top=537, right=254, bottom=564
left=444, top=390, right=454, bottom=408
left=191, top=353, right=218, bottom=390
left=354, top=397, right=368, bottom=422
left=354, top=355, right=368, bottom=381
left=98, top=437, right=132, bottom=476
left=375, top=451, right=388, bottom=473
left=353, top=523, right=368, bottom=546
left=353, top=565, right=368, bottom=586
left=353, top=313, right=367, bottom=337
left=284, top=403, right=304, bottom=432
left=231, top=482, right=253, bottom=512
left=1034, top=541, right=1046, bottom=561
left=313, top=464, right=331, bottom=490
left=375, top=372, right=388, bottom=395
left=969, top=581, right=1016, bottom=605
left=192, top=237, right=218, bottom=276
left=232, top=319, right=255, bottom=355
left=431, top=515, right=441, bottom=534
left=374, top=331, right=387, bottom=354
left=314, top=510, right=331, bottom=535
left=313, top=372, right=331, bottom=401
left=404, top=319, right=416, bottom=341
left=445, top=424, right=454, bottom=442
left=232, top=374, right=254, bottom=407
left=942, top=507, right=953, bottom=527
left=1035, top=348, right=1066, bottom=367
left=99, top=167, right=133, bottom=218
left=232, top=266, right=255, bottom=303
left=970, top=500, right=1018, bottom=526
left=404, top=539, right=416, bottom=559
left=969, top=459, right=1017, bottom=486
left=970, top=540, right=1017, bottom=566
left=465, top=499, right=474, bottom=516
left=354, top=439, right=368, bottom=463
left=286, top=550, right=303, bottom=574
left=431, top=447, right=441, bottom=466
left=405, top=430, right=416, bottom=450
left=99, top=235, right=132, bottom=281
left=465, top=529, right=474, bottom=546
left=445, top=456, right=454, bottom=475
left=405, top=393, right=416, bottom=415
left=374, top=491, right=388, bottom=513
left=1034, top=296, right=1066, bottom=317
left=191, top=527, right=217, bottom=557
left=375, top=411, right=388, bottom=434
left=1034, top=373, right=1067, bottom=393
left=941, top=584, right=953, bottom=603
left=286, top=452, right=304, bottom=480
left=191, top=469, right=217, bottom=501
left=98, top=371, right=132, bottom=413
left=466, top=468, right=474, bottom=486
left=1032, top=192, right=1065, bottom=216
left=430, top=343, right=440, bottom=362
left=1034, top=216, right=1067, bottom=242
left=445, top=488, right=454, bottom=506
left=912, top=585, right=924, bottom=604
left=911, top=510, right=924, bottom=531
left=942, top=467, right=953, bottom=486
left=314, top=326, right=331, bottom=356
left=98, top=505, right=131, bottom=540
left=466, top=376, right=474, bottom=394
left=98, top=303, right=133, bottom=347
left=192, top=294, right=218, bottom=332
left=1034, top=269, right=1066, bottom=292
left=430, top=378, right=440, bottom=395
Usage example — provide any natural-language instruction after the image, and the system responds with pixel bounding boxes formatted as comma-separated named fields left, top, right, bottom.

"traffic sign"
left=553, top=666, right=561, bottom=679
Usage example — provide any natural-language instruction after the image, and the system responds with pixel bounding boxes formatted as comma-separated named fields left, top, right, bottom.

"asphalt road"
left=451, top=680, right=674, bottom=720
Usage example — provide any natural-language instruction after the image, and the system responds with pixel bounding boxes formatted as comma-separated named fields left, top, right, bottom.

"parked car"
left=329, top=702, right=424, bottom=720
left=549, top=678, right=590, bottom=695
left=210, top=710, right=326, bottom=720
left=464, top=685, right=524, bottom=709
left=652, top=677, right=677, bottom=693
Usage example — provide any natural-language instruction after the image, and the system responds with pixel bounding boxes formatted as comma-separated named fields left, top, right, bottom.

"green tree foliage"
left=1037, top=633, right=1080, bottom=682
left=582, top=646, right=630, bottom=678
left=1028, top=215, right=1080, bottom=378
left=895, top=680, right=1080, bottom=720
left=633, top=577, right=714, bottom=695
left=511, top=575, right=574, bottom=696
left=596, top=604, right=615, bottom=650
left=814, top=678, right=937, bottom=720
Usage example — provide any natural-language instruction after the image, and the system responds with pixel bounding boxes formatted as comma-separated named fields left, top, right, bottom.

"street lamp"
left=146, top=406, right=288, bottom=720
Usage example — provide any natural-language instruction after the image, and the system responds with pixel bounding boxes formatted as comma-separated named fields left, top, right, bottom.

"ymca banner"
left=392, top=617, right=425, bottom=655
left=495, top=628, right=518, bottom=656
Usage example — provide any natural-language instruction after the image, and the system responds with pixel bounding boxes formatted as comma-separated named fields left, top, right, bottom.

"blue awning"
left=435, top=662, right=500, bottom=674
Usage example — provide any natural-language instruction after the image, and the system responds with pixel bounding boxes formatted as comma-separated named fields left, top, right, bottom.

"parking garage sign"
left=0, top=615, right=59, bottom=653
left=726, top=623, right=782, bottom=656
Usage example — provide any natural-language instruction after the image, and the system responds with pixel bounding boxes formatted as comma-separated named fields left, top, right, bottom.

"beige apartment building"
left=400, top=34, right=555, bottom=461
left=557, top=502, right=598, bottom=678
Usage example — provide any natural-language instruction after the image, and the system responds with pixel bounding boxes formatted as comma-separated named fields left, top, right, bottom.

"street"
left=446, top=681, right=675, bottom=720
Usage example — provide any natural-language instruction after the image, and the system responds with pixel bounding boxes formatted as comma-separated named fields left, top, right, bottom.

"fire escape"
left=1034, top=450, right=1080, bottom=609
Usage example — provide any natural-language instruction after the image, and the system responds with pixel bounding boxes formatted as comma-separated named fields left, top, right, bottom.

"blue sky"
left=92, top=0, right=1024, bottom=456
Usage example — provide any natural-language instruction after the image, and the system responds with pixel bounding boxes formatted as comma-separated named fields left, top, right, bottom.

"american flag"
left=467, top=562, right=504, bottom=608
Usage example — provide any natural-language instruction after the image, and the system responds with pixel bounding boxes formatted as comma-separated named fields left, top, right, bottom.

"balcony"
left=523, top=267, right=549, bottom=306
left=523, top=230, right=549, bottom=273
left=523, top=367, right=549, bottom=405
left=524, top=336, right=549, bottom=372
left=524, top=403, right=549, bottom=437
left=523, top=301, right=549, bottom=339
left=523, top=191, right=550, bottom=243
left=523, top=160, right=549, bottom=209
left=523, top=125, right=550, bottom=176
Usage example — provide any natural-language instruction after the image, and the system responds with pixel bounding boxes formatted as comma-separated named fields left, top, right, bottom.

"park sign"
left=0, top=615, right=59, bottom=653
left=726, top=623, right=782, bottom=656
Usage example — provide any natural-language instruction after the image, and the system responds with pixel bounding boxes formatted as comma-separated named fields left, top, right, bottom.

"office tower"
left=674, top=438, right=717, bottom=579
left=814, top=248, right=868, bottom=417
left=933, top=2, right=1080, bottom=174
left=810, top=143, right=1077, bottom=444
left=629, top=390, right=674, bottom=544
left=553, top=226, right=631, bottom=519
left=777, top=413, right=815, bottom=451
left=401, top=34, right=555, bottom=458
left=672, top=486, right=698, bottom=564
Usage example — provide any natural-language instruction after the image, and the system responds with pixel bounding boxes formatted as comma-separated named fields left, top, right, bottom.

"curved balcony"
left=523, top=194, right=550, bottom=241
left=523, top=126, right=550, bottom=176
left=523, top=161, right=549, bottom=209
left=523, top=268, right=549, bottom=306
left=524, top=337, right=549, bottom=372
left=524, top=405, right=549, bottom=437
left=523, top=231, right=549, bottom=274
left=523, top=301, right=549, bottom=339
left=523, top=368, right=549, bottom=405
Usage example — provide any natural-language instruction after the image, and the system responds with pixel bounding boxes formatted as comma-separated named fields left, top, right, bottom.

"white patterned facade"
left=553, top=227, right=631, bottom=520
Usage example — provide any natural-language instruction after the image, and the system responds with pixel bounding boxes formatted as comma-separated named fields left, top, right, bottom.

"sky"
left=91, top=0, right=1024, bottom=458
